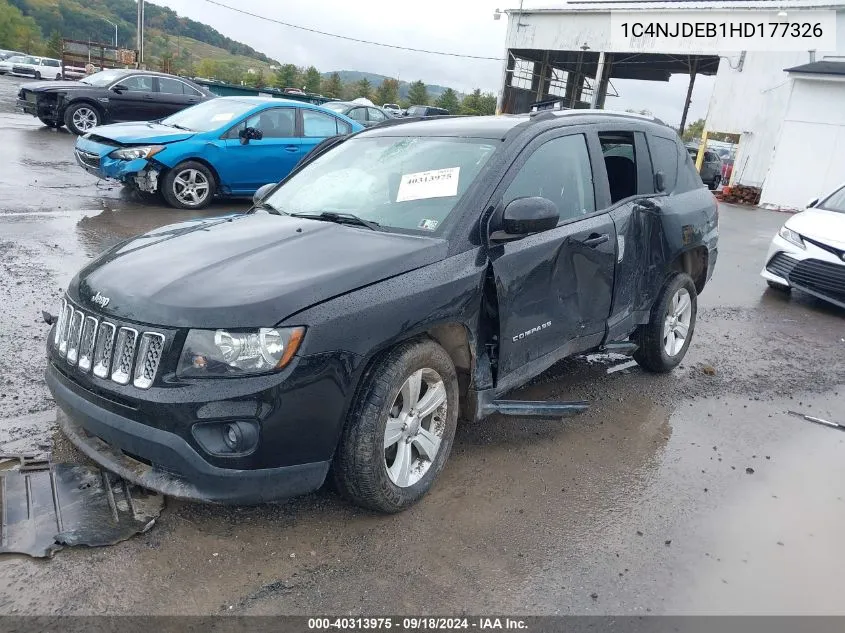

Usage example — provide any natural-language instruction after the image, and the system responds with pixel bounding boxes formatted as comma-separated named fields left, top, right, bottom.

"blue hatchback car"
left=74, top=97, right=363, bottom=209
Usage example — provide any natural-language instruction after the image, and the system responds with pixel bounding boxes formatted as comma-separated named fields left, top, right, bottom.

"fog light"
left=192, top=419, right=260, bottom=456
left=223, top=423, right=242, bottom=451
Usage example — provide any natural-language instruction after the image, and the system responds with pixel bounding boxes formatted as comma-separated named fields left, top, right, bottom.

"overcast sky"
left=146, top=0, right=714, bottom=125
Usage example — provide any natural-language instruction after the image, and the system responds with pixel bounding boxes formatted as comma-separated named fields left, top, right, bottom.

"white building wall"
left=705, top=11, right=845, bottom=187
left=759, top=77, right=845, bottom=208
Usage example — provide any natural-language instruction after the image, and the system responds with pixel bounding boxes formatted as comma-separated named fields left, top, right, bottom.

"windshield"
left=407, top=106, right=427, bottom=116
left=818, top=185, right=845, bottom=213
left=264, top=136, right=498, bottom=233
left=160, top=99, right=256, bottom=132
left=81, top=69, right=129, bottom=87
left=7, top=56, right=29, bottom=64
left=323, top=102, right=348, bottom=113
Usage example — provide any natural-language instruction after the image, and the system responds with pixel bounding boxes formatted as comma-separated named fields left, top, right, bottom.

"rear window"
left=676, top=141, right=704, bottom=192
left=648, top=136, right=679, bottom=193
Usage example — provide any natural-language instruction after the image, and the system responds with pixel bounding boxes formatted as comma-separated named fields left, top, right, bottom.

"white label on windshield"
left=211, top=112, right=234, bottom=122
left=396, top=167, right=460, bottom=202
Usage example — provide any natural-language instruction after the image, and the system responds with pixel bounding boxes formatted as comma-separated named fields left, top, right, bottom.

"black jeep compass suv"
left=46, top=111, right=718, bottom=512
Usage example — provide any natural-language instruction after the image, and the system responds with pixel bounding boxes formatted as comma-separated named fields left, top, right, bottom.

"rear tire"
left=767, top=280, right=791, bottom=293
left=333, top=338, right=459, bottom=513
left=633, top=273, right=698, bottom=373
left=161, top=161, right=215, bottom=210
left=708, top=175, right=721, bottom=190
left=64, top=103, right=101, bottom=135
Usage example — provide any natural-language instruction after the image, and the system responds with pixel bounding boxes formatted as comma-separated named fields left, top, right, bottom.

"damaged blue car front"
left=73, top=96, right=362, bottom=210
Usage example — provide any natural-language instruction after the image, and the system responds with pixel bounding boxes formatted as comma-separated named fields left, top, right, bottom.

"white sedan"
left=761, top=183, right=845, bottom=308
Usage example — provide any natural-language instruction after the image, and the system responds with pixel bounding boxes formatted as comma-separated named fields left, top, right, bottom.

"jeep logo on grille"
left=91, top=292, right=110, bottom=308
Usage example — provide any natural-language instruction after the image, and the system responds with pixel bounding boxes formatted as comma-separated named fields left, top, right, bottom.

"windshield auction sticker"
left=396, top=168, right=460, bottom=202
left=610, top=11, right=836, bottom=52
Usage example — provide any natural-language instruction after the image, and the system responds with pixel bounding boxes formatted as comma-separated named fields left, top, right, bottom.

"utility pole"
left=136, top=0, right=145, bottom=65
left=102, top=17, right=118, bottom=47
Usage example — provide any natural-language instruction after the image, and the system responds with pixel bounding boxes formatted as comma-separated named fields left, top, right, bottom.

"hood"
left=83, top=121, right=195, bottom=145
left=21, top=80, right=92, bottom=92
left=68, top=213, right=447, bottom=328
left=786, top=208, right=845, bottom=249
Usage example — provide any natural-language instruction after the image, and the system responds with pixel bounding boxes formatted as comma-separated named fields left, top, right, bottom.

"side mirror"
left=492, top=197, right=559, bottom=241
left=111, top=83, right=128, bottom=93
left=806, top=197, right=819, bottom=208
left=253, top=183, right=276, bottom=205
left=239, top=126, right=263, bottom=144
left=655, top=170, right=666, bottom=193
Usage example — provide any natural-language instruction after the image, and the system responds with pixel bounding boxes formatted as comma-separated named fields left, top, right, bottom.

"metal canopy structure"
left=494, top=0, right=788, bottom=130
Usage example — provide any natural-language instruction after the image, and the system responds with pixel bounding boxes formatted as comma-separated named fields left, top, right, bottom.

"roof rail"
left=529, top=108, right=666, bottom=126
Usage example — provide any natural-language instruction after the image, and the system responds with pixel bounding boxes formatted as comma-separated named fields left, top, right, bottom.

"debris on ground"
left=746, top=467, right=755, bottom=475
left=716, top=184, right=762, bottom=206
left=702, top=365, right=717, bottom=376
left=0, top=462, right=164, bottom=558
left=788, top=411, right=845, bottom=432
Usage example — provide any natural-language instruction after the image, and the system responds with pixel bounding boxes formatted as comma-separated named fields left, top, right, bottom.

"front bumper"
left=47, top=364, right=331, bottom=504
left=761, top=233, right=845, bottom=308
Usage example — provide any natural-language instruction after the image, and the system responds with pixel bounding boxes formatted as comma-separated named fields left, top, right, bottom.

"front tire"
left=64, top=103, right=101, bottom=135
left=633, top=273, right=698, bottom=373
left=161, top=161, right=215, bottom=210
left=333, top=338, right=459, bottom=513
left=34, top=71, right=41, bottom=80
left=708, top=175, right=721, bottom=190
left=38, top=117, right=63, bottom=129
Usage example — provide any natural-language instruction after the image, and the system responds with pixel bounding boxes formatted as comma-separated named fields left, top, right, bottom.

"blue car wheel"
left=162, top=161, right=216, bottom=210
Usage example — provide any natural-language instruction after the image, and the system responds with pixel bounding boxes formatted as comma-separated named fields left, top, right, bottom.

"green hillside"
left=323, top=70, right=453, bottom=100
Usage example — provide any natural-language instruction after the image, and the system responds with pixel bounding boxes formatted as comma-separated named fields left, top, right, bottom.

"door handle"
left=582, top=233, right=609, bottom=248
left=284, top=145, right=299, bottom=152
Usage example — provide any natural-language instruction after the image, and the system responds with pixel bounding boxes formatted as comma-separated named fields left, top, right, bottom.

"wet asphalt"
left=0, top=74, right=844, bottom=615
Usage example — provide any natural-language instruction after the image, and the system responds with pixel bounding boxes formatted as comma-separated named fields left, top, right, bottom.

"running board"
left=602, top=341, right=639, bottom=355
left=482, top=400, right=590, bottom=418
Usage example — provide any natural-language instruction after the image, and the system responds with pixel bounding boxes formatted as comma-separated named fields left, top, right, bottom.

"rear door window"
left=302, top=109, right=343, bottom=137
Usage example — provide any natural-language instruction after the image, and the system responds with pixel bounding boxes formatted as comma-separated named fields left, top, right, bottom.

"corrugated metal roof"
left=508, top=0, right=845, bottom=12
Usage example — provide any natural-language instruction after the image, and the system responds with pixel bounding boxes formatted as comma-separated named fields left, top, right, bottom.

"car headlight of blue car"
left=108, top=145, right=165, bottom=161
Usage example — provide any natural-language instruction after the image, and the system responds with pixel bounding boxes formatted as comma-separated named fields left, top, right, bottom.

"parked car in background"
left=11, top=56, right=62, bottom=81
left=382, top=103, right=401, bottom=116
left=48, top=111, right=717, bottom=511
left=17, top=68, right=215, bottom=135
left=322, top=101, right=393, bottom=127
left=73, top=96, right=363, bottom=209
left=761, top=183, right=845, bottom=307
left=0, top=55, right=36, bottom=75
left=686, top=146, right=723, bottom=190
left=405, top=105, right=450, bottom=117
left=0, top=49, right=26, bottom=62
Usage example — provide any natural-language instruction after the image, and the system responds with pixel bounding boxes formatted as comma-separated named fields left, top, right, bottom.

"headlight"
left=108, top=145, right=165, bottom=160
left=778, top=225, right=805, bottom=249
left=177, top=327, right=305, bottom=378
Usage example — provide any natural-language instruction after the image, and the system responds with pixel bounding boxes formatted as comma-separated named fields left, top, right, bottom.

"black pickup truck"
left=45, top=111, right=718, bottom=512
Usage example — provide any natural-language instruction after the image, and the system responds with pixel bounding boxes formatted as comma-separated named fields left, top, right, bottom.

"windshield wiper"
left=168, top=123, right=194, bottom=131
left=290, top=211, right=381, bottom=231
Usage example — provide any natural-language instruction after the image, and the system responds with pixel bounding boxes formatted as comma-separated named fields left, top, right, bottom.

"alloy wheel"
left=172, top=169, right=210, bottom=206
left=72, top=107, right=98, bottom=132
left=383, top=368, right=448, bottom=487
left=663, top=288, right=692, bottom=356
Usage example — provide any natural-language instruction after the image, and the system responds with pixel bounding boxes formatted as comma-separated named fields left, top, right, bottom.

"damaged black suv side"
left=46, top=111, right=718, bottom=512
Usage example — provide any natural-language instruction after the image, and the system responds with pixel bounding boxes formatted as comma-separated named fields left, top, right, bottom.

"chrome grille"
left=78, top=316, right=98, bottom=372
left=110, top=328, right=138, bottom=385
left=92, top=322, right=116, bottom=378
left=133, top=333, right=165, bottom=389
left=65, top=310, right=84, bottom=365
left=53, top=299, right=67, bottom=348
left=57, top=302, right=73, bottom=356
left=53, top=298, right=166, bottom=389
